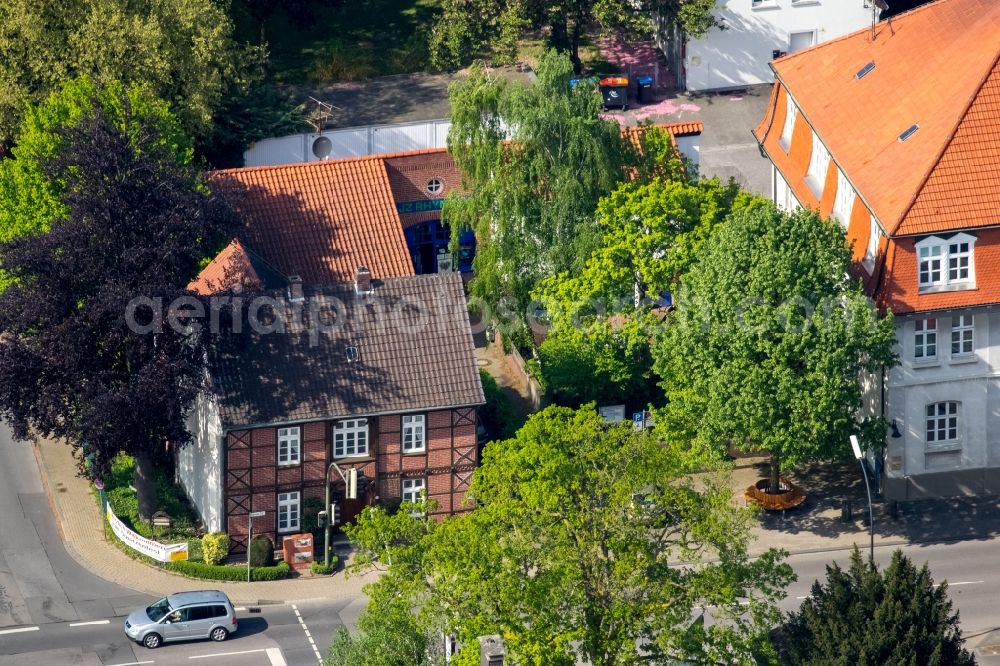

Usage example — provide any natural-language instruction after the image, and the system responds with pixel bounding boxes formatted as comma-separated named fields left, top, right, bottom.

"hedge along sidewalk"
left=32, top=434, right=380, bottom=605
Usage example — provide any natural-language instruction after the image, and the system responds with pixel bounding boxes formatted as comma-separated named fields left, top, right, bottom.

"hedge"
left=166, top=560, right=290, bottom=582
left=310, top=557, right=339, bottom=575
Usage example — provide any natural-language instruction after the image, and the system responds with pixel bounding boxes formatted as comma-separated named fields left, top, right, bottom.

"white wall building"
left=684, top=0, right=874, bottom=92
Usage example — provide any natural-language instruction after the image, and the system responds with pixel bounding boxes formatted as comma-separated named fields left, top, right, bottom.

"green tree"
left=0, top=0, right=247, bottom=144
left=654, top=203, right=897, bottom=492
left=430, top=0, right=720, bottom=72
left=782, top=548, right=976, bottom=665
left=345, top=406, right=794, bottom=666
left=538, top=315, right=661, bottom=409
left=446, top=50, right=635, bottom=336
left=0, top=78, right=192, bottom=259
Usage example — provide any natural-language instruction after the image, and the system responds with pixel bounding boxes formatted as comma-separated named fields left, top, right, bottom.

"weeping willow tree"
left=445, top=50, right=639, bottom=339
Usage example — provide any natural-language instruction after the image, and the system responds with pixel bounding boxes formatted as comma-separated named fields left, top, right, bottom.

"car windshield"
left=146, top=598, right=172, bottom=622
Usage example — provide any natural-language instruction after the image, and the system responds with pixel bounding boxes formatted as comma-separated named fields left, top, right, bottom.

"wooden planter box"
left=745, top=478, right=806, bottom=511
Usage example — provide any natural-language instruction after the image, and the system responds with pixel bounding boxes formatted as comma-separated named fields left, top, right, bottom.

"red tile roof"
left=188, top=240, right=261, bottom=295
left=210, top=155, right=415, bottom=285
left=763, top=0, right=1000, bottom=236
left=878, top=229, right=1000, bottom=314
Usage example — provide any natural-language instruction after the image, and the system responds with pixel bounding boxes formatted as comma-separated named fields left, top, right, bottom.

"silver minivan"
left=124, top=590, right=238, bottom=649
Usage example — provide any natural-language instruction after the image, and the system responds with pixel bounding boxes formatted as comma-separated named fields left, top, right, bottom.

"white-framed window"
left=789, top=30, right=817, bottom=53
left=806, top=130, right=830, bottom=195
left=277, top=427, right=301, bottom=466
left=402, top=414, right=426, bottom=453
left=402, top=478, right=426, bottom=505
left=277, top=491, right=300, bottom=532
left=951, top=315, right=974, bottom=357
left=863, top=215, right=881, bottom=273
left=914, top=318, right=937, bottom=360
left=334, top=419, right=369, bottom=458
left=916, top=234, right=976, bottom=290
left=426, top=178, right=443, bottom=194
left=780, top=92, right=798, bottom=149
left=925, top=402, right=959, bottom=448
left=832, top=167, right=855, bottom=226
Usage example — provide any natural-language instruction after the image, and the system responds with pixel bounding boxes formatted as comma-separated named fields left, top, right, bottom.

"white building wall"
left=884, top=307, right=1000, bottom=495
left=773, top=165, right=801, bottom=210
left=685, top=0, right=873, bottom=92
left=179, top=392, right=226, bottom=532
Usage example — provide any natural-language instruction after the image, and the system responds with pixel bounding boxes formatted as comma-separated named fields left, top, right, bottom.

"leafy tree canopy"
left=654, top=203, right=897, bottom=490
left=782, top=548, right=976, bottom=666
left=0, top=77, right=192, bottom=259
left=345, top=405, right=794, bottom=666
left=431, top=0, right=720, bottom=71
left=0, top=0, right=248, bottom=144
left=445, top=50, right=637, bottom=333
left=0, top=105, right=239, bottom=516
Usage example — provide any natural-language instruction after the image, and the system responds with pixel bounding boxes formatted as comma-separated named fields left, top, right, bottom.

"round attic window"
left=426, top=178, right=443, bottom=194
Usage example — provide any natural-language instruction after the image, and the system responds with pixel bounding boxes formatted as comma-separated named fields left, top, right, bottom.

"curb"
left=30, top=436, right=66, bottom=543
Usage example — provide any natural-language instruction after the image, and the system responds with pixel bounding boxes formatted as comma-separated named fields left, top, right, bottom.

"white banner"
left=106, top=504, right=189, bottom=562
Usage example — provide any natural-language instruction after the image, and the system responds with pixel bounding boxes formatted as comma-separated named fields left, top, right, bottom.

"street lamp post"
left=323, top=462, right=358, bottom=569
left=850, top=435, right=875, bottom=561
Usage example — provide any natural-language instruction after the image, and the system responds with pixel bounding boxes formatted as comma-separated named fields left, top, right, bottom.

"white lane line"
left=69, top=619, right=111, bottom=627
left=234, top=606, right=247, bottom=611
left=936, top=580, right=984, bottom=587
left=291, top=603, right=323, bottom=663
left=107, top=661, right=154, bottom=666
left=189, top=648, right=267, bottom=660
left=0, top=626, right=39, bottom=635
left=266, top=647, right=289, bottom=666
left=795, top=595, right=809, bottom=600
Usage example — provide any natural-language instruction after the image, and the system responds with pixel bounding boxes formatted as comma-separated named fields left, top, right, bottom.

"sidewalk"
left=737, top=455, right=1000, bottom=557
left=32, top=436, right=380, bottom=605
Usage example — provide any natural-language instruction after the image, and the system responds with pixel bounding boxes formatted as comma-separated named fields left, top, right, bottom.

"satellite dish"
left=312, top=136, right=333, bottom=159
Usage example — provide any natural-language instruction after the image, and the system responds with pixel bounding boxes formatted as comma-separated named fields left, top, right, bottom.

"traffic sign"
left=249, top=510, right=266, bottom=518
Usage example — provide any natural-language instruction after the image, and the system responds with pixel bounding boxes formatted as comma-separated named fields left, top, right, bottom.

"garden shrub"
left=167, top=560, right=290, bottom=582
left=310, top=557, right=338, bottom=575
left=248, top=534, right=275, bottom=567
left=202, top=532, right=230, bottom=565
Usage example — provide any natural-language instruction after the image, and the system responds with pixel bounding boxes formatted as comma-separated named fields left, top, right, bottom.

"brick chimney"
left=355, top=266, right=372, bottom=295
left=287, top=274, right=304, bottom=302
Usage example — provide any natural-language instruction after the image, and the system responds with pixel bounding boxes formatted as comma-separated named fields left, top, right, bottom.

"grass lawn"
left=232, top=0, right=442, bottom=84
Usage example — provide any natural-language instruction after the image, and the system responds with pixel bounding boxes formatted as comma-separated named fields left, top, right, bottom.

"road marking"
left=234, top=606, right=246, bottom=611
left=795, top=595, right=810, bottom=599
left=189, top=648, right=267, bottom=660
left=70, top=619, right=111, bottom=627
left=107, top=661, right=155, bottom=666
left=936, top=580, right=983, bottom=587
left=266, top=648, right=289, bottom=666
left=0, top=626, right=39, bottom=635
left=291, top=603, right=323, bottom=663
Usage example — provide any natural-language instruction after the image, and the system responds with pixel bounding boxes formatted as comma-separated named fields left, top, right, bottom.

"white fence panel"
left=245, top=135, right=306, bottom=167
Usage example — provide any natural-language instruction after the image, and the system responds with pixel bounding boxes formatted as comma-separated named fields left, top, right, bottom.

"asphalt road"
left=0, top=600, right=349, bottom=665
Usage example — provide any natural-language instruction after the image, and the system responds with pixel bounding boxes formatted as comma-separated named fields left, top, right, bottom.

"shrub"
left=479, top=369, right=520, bottom=440
left=202, top=532, right=230, bottom=565
left=167, top=560, right=290, bottom=582
left=311, top=557, right=339, bottom=575
left=248, top=534, right=275, bottom=567
left=301, top=497, right=325, bottom=536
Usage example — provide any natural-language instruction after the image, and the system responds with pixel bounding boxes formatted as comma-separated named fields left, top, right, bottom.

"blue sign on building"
left=396, top=199, right=445, bottom=214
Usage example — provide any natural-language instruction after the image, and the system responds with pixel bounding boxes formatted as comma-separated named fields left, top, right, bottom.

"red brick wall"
left=384, top=152, right=463, bottom=229
left=224, top=407, right=479, bottom=552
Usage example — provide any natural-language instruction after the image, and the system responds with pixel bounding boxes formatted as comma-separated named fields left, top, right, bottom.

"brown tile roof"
left=210, top=156, right=415, bottom=286
left=759, top=0, right=1000, bottom=236
left=621, top=121, right=704, bottom=148
left=209, top=272, right=485, bottom=428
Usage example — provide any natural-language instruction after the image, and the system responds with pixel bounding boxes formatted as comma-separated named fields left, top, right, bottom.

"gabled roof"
left=766, top=0, right=1000, bottom=235
left=188, top=239, right=289, bottom=295
left=209, top=272, right=485, bottom=428
left=210, top=155, right=415, bottom=286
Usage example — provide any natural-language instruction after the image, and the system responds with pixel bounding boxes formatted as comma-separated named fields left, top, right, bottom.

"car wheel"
left=210, top=627, right=228, bottom=642
left=143, top=633, right=162, bottom=649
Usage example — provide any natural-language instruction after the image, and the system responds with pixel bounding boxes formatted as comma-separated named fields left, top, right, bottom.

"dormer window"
left=780, top=93, right=798, bottom=151
left=916, top=233, right=976, bottom=291
left=805, top=130, right=830, bottom=197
